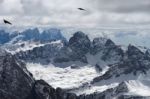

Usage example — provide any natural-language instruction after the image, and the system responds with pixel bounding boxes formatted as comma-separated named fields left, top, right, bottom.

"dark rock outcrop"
left=92, top=45, right=150, bottom=83
left=91, top=37, right=107, bottom=54
left=0, top=49, right=34, bottom=99
left=30, top=80, right=78, bottom=99
left=68, top=31, right=91, bottom=63
left=101, top=39, right=124, bottom=63
left=77, top=81, right=149, bottom=99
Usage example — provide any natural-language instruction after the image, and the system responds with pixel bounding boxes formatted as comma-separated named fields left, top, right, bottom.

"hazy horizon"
left=1, top=0, right=150, bottom=48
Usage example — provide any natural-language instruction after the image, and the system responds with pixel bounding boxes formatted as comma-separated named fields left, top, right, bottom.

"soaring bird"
left=78, top=8, right=86, bottom=11
left=3, top=19, right=12, bottom=25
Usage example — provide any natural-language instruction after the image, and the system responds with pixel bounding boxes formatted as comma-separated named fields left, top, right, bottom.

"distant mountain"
left=0, top=30, right=17, bottom=44
left=0, top=28, right=67, bottom=53
left=15, top=28, right=66, bottom=43
left=0, top=28, right=66, bottom=44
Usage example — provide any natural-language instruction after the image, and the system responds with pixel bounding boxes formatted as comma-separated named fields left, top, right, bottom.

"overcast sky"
left=0, top=0, right=150, bottom=27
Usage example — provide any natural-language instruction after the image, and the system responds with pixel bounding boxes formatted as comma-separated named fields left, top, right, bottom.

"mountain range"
left=0, top=28, right=150, bottom=99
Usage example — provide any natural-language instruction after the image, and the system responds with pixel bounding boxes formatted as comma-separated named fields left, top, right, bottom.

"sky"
left=0, top=0, right=150, bottom=28
left=1, top=0, right=150, bottom=47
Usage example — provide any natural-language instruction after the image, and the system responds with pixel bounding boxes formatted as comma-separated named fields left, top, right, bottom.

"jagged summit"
left=105, top=39, right=115, bottom=47
left=93, top=37, right=107, bottom=47
left=69, top=31, right=90, bottom=45
left=72, top=31, right=87, bottom=38
left=69, top=31, right=91, bottom=54
left=127, top=44, right=144, bottom=59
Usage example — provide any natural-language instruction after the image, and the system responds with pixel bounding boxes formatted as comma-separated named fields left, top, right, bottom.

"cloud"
left=0, top=0, right=23, bottom=15
left=91, top=0, right=150, bottom=13
left=114, top=31, right=138, bottom=37
left=0, top=0, right=150, bottom=27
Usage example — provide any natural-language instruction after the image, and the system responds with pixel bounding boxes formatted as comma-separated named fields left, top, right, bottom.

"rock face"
left=16, top=40, right=64, bottom=64
left=101, top=39, right=124, bottom=64
left=92, top=44, right=150, bottom=83
left=0, top=49, right=78, bottom=99
left=31, top=80, right=150, bottom=99
left=68, top=31, right=91, bottom=63
left=30, top=80, right=150, bottom=99
left=78, top=81, right=150, bottom=99
left=69, top=31, right=91, bottom=54
left=92, top=37, right=107, bottom=54
left=0, top=49, right=34, bottom=99
left=31, top=80, right=78, bottom=99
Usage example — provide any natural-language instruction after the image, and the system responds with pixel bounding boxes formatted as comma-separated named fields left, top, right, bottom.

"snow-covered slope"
left=26, top=63, right=99, bottom=89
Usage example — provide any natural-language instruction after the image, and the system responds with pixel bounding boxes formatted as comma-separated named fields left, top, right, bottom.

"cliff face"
left=0, top=49, right=34, bottom=99
left=0, top=49, right=78, bottom=99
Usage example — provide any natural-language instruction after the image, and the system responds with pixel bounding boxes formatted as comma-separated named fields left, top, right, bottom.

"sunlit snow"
left=27, top=63, right=99, bottom=89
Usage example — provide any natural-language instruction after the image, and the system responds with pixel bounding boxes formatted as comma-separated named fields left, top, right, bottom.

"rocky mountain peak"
left=67, top=31, right=91, bottom=63
left=105, top=39, right=115, bottom=47
left=93, top=37, right=107, bottom=46
left=145, top=50, right=150, bottom=60
left=92, top=37, right=107, bottom=54
left=72, top=31, right=87, bottom=38
left=115, top=82, right=129, bottom=94
left=127, top=45, right=144, bottom=60
left=23, top=28, right=39, bottom=35
left=69, top=31, right=90, bottom=46
left=69, top=31, right=91, bottom=54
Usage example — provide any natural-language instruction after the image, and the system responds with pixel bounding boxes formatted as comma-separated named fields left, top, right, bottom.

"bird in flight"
left=3, top=19, right=12, bottom=25
left=78, top=8, right=86, bottom=11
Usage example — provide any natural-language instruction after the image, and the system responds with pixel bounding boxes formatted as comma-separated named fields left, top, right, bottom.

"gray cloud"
left=92, top=0, right=150, bottom=13
left=0, top=0, right=150, bottom=27
left=0, top=0, right=4, bottom=3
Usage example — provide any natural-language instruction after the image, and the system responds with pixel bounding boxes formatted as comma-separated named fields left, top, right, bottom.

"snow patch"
left=126, top=80, right=150, bottom=96
left=26, top=63, right=99, bottom=89
left=5, top=40, right=63, bottom=54
left=74, top=83, right=118, bottom=95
